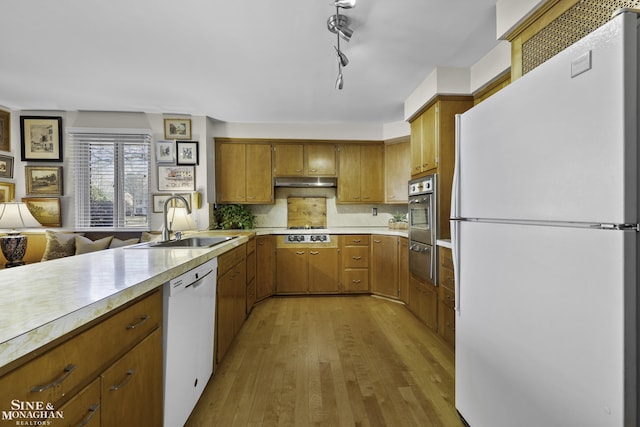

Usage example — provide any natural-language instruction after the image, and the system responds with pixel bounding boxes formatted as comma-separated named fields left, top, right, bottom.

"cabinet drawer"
left=342, top=246, right=369, bottom=268
left=342, top=235, right=370, bottom=246
left=0, top=290, right=161, bottom=408
left=48, top=378, right=101, bottom=426
left=440, top=287, right=455, bottom=310
left=342, top=269, right=369, bottom=292
left=219, top=244, right=246, bottom=275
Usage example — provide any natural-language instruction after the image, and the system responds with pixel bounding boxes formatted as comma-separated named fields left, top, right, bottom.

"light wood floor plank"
left=186, top=296, right=461, bottom=427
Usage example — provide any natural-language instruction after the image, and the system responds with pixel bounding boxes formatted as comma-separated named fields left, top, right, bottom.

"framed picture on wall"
left=158, top=166, right=195, bottom=191
left=21, top=197, right=61, bottom=227
left=0, top=182, right=15, bottom=202
left=0, top=154, right=13, bottom=179
left=25, top=166, right=63, bottom=196
left=152, top=193, right=192, bottom=213
left=20, top=116, right=63, bottom=161
left=176, top=141, right=198, bottom=165
left=164, top=118, right=191, bottom=140
left=0, top=109, right=10, bottom=152
left=155, top=140, right=175, bottom=163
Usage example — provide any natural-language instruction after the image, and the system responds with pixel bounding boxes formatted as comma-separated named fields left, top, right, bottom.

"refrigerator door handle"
left=452, top=114, right=462, bottom=313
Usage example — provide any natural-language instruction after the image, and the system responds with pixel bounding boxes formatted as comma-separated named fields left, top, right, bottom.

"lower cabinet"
left=371, top=235, right=399, bottom=298
left=256, top=235, right=275, bottom=301
left=216, top=244, right=247, bottom=364
left=276, top=245, right=339, bottom=294
left=398, top=238, right=409, bottom=303
left=408, top=275, right=438, bottom=331
left=438, top=246, right=456, bottom=348
left=340, top=235, right=370, bottom=293
left=0, top=290, right=163, bottom=427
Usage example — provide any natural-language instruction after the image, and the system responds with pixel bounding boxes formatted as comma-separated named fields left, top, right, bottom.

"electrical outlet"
left=372, top=207, right=377, bottom=216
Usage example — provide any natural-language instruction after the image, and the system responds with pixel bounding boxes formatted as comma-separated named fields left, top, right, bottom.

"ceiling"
left=0, top=0, right=500, bottom=124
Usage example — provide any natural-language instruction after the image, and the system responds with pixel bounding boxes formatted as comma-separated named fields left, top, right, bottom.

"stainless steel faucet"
left=162, top=195, right=192, bottom=241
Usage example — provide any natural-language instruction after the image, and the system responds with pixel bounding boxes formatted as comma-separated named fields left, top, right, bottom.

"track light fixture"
left=327, top=0, right=356, bottom=90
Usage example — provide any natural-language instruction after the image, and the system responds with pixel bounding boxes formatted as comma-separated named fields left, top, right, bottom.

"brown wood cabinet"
left=438, top=246, right=456, bottom=348
left=246, top=237, right=257, bottom=313
left=276, top=238, right=339, bottom=294
left=256, top=235, right=275, bottom=301
left=337, top=144, right=384, bottom=204
left=215, top=141, right=273, bottom=204
left=371, top=235, right=399, bottom=299
left=409, top=96, right=473, bottom=239
left=273, top=143, right=336, bottom=176
left=408, top=276, right=438, bottom=331
left=216, top=244, right=247, bottom=363
left=384, top=140, right=410, bottom=204
left=0, top=290, right=162, bottom=427
left=398, top=237, right=409, bottom=303
left=339, top=235, right=370, bottom=293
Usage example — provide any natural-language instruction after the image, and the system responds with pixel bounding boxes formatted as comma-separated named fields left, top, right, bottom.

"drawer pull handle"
left=352, top=279, right=362, bottom=283
left=352, top=240, right=361, bottom=243
left=310, top=251, right=319, bottom=255
left=296, top=251, right=305, bottom=255
left=74, top=403, right=100, bottom=427
left=352, top=256, right=362, bottom=260
left=31, top=364, right=77, bottom=392
left=109, top=369, right=136, bottom=391
left=374, top=239, right=382, bottom=243
left=126, top=314, right=149, bottom=330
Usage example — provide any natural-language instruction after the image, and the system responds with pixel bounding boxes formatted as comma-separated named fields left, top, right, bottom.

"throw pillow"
left=41, top=231, right=78, bottom=261
left=75, top=235, right=114, bottom=255
left=109, top=237, right=140, bottom=248
left=141, top=232, right=162, bottom=242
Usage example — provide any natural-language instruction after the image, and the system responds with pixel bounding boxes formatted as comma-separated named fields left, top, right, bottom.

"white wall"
left=496, top=0, right=546, bottom=39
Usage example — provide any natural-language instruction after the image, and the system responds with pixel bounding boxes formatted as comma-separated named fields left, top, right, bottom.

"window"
left=70, top=129, right=152, bottom=230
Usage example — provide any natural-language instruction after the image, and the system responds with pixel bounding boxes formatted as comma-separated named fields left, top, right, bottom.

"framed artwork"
left=0, top=109, right=9, bottom=152
left=25, top=166, right=63, bottom=196
left=0, top=154, right=13, bottom=179
left=155, top=140, right=175, bottom=163
left=164, top=118, right=191, bottom=140
left=20, top=116, right=63, bottom=161
left=176, top=141, right=199, bottom=165
left=152, top=193, right=191, bottom=213
left=21, top=197, right=61, bottom=227
left=0, top=182, right=15, bottom=202
left=158, top=166, right=195, bottom=191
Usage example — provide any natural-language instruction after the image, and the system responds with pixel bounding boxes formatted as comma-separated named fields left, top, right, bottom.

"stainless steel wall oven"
left=408, top=174, right=436, bottom=284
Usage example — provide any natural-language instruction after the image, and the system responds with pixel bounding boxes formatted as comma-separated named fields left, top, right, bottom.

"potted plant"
left=389, top=212, right=408, bottom=229
left=213, top=204, right=256, bottom=230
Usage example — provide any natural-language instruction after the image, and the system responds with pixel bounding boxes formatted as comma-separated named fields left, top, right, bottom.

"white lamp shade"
left=166, top=207, right=195, bottom=232
left=0, top=202, right=41, bottom=230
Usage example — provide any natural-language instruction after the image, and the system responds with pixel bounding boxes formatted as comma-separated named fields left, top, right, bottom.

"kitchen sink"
left=130, top=236, right=237, bottom=249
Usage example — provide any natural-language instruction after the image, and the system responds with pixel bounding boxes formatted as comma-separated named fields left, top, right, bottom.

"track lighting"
left=327, top=2, right=355, bottom=90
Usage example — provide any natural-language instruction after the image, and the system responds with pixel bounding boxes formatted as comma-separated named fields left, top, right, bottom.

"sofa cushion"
left=41, top=231, right=79, bottom=261
left=141, top=232, right=162, bottom=242
left=109, top=237, right=140, bottom=248
left=75, top=235, right=113, bottom=254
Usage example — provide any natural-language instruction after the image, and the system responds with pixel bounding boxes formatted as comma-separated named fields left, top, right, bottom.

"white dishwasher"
left=163, top=257, right=217, bottom=427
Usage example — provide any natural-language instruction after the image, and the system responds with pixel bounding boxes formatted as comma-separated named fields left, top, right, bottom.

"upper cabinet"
left=215, top=141, right=273, bottom=204
left=273, top=143, right=336, bottom=177
left=337, top=143, right=384, bottom=204
left=384, top=139, right=410, bottom=204
left=409, top=96, right=473, bottom=238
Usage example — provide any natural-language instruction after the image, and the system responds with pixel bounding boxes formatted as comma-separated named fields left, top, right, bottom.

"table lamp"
left=0, top=202, right=42, bottom=267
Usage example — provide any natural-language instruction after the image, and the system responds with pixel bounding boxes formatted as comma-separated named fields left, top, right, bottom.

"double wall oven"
left=408, top=174, right=436, bottom=284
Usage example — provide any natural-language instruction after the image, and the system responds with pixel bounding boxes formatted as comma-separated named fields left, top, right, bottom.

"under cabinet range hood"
left=274, top=177, right=337, bottom=187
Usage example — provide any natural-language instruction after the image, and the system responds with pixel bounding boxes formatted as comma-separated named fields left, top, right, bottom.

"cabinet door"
left=245, top=144, right=273, bottom=203
left=306, top=144, right=336, bottom=176
left=47, top=378, right=101, bottom=427
left=359, top=145, right=384, bottom=203
left=256, top=235, right=275, bottom=301
left=276, top=248, right=308, bottom=293
left=216, top=268, right=236, bottom=363
left=101, top=329, right=163, bottom=427
left=274, top=143, right=304, bottom=176
left=421, top=105, right=437, bottom=172
left=410, top=115, right=423, bottom=175
left=398, top=238, right=409, bottom=303
left=337, top=144, right=361, bottom=202
left=308, top=248, right=339, bottom=293
left=385, top=141, right=410, bottom=203
left=371, top=236, right=398, bottom=298
left=408, top=276, right=438, bottom=331
left=216, top=143, right=246, bottom=203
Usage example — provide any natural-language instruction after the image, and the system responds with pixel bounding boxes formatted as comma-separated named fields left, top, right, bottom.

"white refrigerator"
left=452, top=10, right=639, bottom=427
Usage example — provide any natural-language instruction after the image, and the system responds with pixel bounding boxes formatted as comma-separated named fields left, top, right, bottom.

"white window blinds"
left=69, top=129, right=152, bottom=231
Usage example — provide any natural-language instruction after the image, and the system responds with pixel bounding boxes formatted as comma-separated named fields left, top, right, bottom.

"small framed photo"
left=22, top=197, right=61, bottom=227
left=0, top=182, right=15, bottom=202
left=0, top=154, right=13, bottom=179
left=158, top=166, right=195, bottom=191
left=0, top=109, right=10, bottom=152
left=20, top=116, right=63, bottom=161
left=164, top=118, right=191, bottom=140
left=176, top=141, right=199, bottom=165
left=155, top=140, right=175, bottom=163
left=152, top=193, right=192, bottom=213
left=25, top=166, right=63, bottom=196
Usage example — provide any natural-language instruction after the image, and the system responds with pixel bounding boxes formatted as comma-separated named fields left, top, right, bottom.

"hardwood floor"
left=186, top=295, right=461, bottom=426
